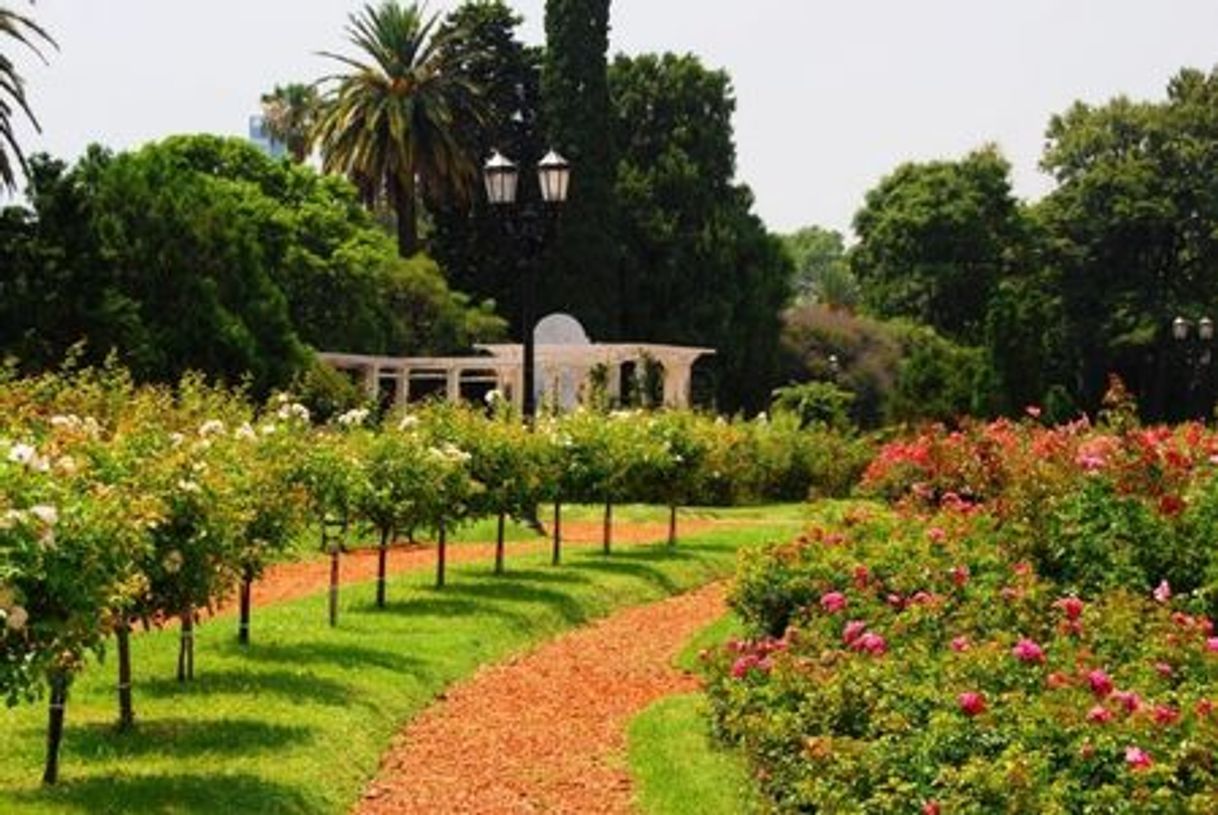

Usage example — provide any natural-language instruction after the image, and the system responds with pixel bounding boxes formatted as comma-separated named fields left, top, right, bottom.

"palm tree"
left=314, top=1, right=485, bottom=258
left=1, top=2, right=56, bottom=191
left=260, top=83, right=320, bottom=163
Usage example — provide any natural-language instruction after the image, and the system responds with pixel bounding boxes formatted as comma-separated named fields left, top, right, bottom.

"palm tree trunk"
left=668, top=503, right=678, bottom=547
left=552, top=500, right=562, bottom=565
left=390, top=172, right=418, bottom=257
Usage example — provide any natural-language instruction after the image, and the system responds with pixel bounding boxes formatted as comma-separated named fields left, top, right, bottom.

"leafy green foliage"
left=781, top=225, right=859, bottom=310
left=0, top=135, right=504, bottom=394
left=610, top=53, right=792, bottom=411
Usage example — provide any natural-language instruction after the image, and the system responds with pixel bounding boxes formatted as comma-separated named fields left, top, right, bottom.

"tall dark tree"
left=1038, top=67, right=1218, bottom=419
left=610, top=53, right=791, bottom=411
left=430, top=1, right=546, bottom=331
left=315, top=1, right=485, bottom=257
left=543, top=0, right=620, bottom=338
left=850, top=146, right=1026, bottom=345
left=1, top=2, right=55, bottom=190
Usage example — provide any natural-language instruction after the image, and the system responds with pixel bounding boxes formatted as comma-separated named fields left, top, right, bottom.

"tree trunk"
left=552, top=500, right=562, bottom=566
left=495, top=511, right=506, bottom=575
left=328, top=546, right=340, bottom=627
left=391, top=172, right=418, bottom=258
left=436, top=520, right=447, bottom=589
left=42, top=671, right=68, bottom=785
left=117, top=619, right=134, bottom=730
left=376, top=526, right=391, bottom=608
left=603, top=498, right=613, bottom=555
left=177, top=608, right=194, bottom=682
left=238, top=566, right=253, bottom=645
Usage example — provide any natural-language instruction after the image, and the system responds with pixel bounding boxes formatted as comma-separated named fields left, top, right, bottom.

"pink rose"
left=1154, top=662, right=1173, bottom=678
left=1153, top=580, right=1172, bottom=604
left=1153, top=704, right=1179, bottom=726
left=731, top=655, right=759, bottom=678
left=820, top=591, right=847, bottom=614
left=1012, top=638, right=1046, bottom=664
left=958, top=691, right=986, bottom=717
left=851, top=631, right=887, bottom=656
left=927, top=527, right=946, bottom=544
left=1087, top=705, right=1112, bottom=724
left=1113, top=690, right=1142, bottom=713
left=1125, top=745, right=1152, bottom=770
left=1055, top=595, right=1085, bottom=621
left=852, top=564, right=870, bottom=589
left=1087, top=669, right=1114, bottom=698
left=1206, top=637, right=1218, bottom=653
left=950, top=564, right=970, bottom=588
left=842, top=620, right=867, bottom=645
left=950, top=635, right=970, bottom=653
left=922, top=802, right=941, bottom=815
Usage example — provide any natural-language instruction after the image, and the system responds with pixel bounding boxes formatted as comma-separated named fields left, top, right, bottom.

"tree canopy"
left=610, top=52, right=792, bottom=411
left=850, top=146, right=1026, bottom=345
left=0, top=134, right=503, bottom=394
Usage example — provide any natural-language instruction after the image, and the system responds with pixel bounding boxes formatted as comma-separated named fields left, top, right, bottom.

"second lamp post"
left=483, top=149, right=571, bottom=420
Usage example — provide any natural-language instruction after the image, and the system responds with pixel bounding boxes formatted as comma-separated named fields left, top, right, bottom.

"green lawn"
left=0, top=504, right=807, bottom=815
left=628, top=693, right=758, bottom=815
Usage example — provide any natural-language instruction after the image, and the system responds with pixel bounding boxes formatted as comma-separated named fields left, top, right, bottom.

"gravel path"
left=354, top=582, right=727, bottom=815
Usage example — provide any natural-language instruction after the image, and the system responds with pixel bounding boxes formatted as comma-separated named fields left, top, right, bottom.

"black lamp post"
left=1172, top=314, right=1215, bottom=421
left=484, top=149, right=571, bottom=420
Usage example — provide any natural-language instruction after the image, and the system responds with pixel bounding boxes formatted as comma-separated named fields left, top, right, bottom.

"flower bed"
left=708, top=396, right=1218, bottom=812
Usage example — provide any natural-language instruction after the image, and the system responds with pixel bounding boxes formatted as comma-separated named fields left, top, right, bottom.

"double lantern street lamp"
left=1172, top=314, right=1216, bottom=421
left=483, top=149, right=571, bottom=420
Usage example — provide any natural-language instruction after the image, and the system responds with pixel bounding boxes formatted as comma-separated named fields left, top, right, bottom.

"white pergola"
left=318, top=342, right=714, bottom=411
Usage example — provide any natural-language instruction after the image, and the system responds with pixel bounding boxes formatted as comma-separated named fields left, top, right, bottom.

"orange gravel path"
left=213, top=518, right=721, bottom=615
left=355, top=582, right=727, bottom=815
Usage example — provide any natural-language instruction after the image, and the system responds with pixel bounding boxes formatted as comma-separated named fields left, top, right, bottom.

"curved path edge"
left=354, top=581, right=728, bottom=814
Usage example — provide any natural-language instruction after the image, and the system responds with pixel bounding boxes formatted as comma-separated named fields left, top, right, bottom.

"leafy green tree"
left=781, top=225, right=859, bottom=310
left=259, top=82, right=320, bottom=162
left=850, top=146, right=1026, bottom=344
left=609, top=52, right=792, bottom=411
left=315, top=1, right=486, bottom=258
left=1037, top=67, right=1218, bottom=419
left=0, top=135, right=504, bottom=392
left=543, top=0, right=620, bottom=337
left=0, top=2, right=54, bottom=190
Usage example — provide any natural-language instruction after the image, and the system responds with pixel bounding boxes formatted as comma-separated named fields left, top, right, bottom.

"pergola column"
left=362, top=364, right=380, bottom=400
left=446, top=367, right=461, bottom=402
left=394, top=368, right=410, bottom=406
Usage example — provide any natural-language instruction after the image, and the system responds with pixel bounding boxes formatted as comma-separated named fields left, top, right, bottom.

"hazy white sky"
left=10, top=1, right=1218, bottom=235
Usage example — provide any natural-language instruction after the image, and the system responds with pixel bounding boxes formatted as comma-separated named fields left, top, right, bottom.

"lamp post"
left=1172, top=315, right=1215, bottom=421
left=484, top=149, right=571, bottom=420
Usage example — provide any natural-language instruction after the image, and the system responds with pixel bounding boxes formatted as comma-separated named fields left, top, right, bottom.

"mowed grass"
left=0, top=503, right=808, bottom=815
left=628, top=693, right=758, bottom=815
